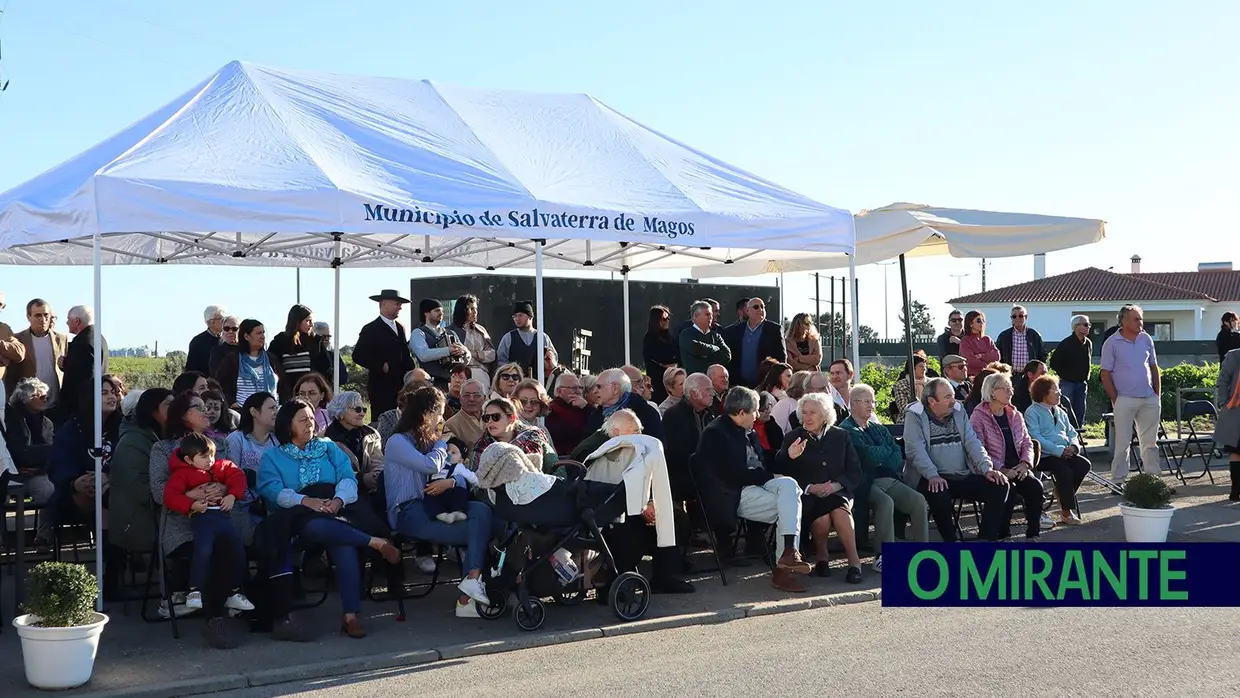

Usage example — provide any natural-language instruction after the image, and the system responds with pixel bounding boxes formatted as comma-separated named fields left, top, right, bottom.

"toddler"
left=423, top=436, right=474, bottom=523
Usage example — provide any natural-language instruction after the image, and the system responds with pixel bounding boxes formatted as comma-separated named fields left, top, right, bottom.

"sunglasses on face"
left=500, top=373, right=521, bottom=382
left=950, top=317, right=963, bottom=323
left=481, top=413, right=506, bottom=423
left=519, top=398, right=542, bottom=406
left=350, top=406, right=366, bottom=414
left=751, top=304, right=765, bottom=310
left=223, top=327, right=239, bottom=332
left=1011, top=314, right=1027, bottom=319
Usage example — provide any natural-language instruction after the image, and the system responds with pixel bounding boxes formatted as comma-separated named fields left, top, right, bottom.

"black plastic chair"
left=1180, top=400, right=1220, bottom=482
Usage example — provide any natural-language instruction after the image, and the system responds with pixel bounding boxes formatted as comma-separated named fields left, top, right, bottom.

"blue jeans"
left=396, top=499, right=494, bottom=573
left=190, top=510, right=246, bottom=590
left=422, top=484, right=471, bottom=518
left=298, top=517, right=373, bottom=614
left=1060, top=380, right=1087, bottom=426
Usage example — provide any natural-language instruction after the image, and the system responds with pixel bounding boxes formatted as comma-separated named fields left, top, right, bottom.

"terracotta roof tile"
left=949, top=267, right=1240, bottom=305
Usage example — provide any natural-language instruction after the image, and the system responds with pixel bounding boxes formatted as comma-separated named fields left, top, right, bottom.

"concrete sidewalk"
left=3, top=465, right=1236, bottom=697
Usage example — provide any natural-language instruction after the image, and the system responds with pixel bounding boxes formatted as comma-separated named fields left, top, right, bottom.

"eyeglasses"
left=462, top=392, right=484, bottom=399
left=31, top=393, right=48, bottom=400
left=499, top=373, right=521, bottom=381
left=223, top=326, right=239, bottom=333
left=519, top=397, right=541, bottom=406
left=559, top=386, right=583, bottom=394
left=189, top=404, right=207, bottom=412
left=750, top=304, right=765, bottom=310
left=481, top=412, right=506, bottom=423
left=1011, top=314, right=1027, bottom=319
left=950, top=317, right=963, bottom=323
left=350, top=406, right=366, bottom=414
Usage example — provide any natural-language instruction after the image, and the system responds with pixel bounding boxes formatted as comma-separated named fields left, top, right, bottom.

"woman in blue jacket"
left=1024, top=375, right=1090, bottom=526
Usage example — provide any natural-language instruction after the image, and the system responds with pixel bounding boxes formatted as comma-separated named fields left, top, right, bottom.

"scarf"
left=602, top=390, right=633, bottom=419
left=279, top=438, right=331, bottom=490
left=239, top=350, right=276, bottom=392
left=1229, top=371, right=1240, bottom=410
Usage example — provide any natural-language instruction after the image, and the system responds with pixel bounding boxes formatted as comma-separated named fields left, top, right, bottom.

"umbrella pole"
left=333, top=236, right=342, bottom=393
left=899, top=254, right=914, bottom=379
left=623, top=270, right=631, bottom=365
left=535, top=240, right=545, bottom=385
left=92, top=231, right=104, bottom=610
left=849, top=254, right=861, bottom=370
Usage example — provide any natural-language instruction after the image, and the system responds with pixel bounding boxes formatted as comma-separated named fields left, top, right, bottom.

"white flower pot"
left=1119, top=503, right=1176, bottom=543
left=13, top=612, right=109, bottom=690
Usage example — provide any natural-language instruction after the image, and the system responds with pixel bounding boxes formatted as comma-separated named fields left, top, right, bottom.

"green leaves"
left=23, top=562, right=97, bottom=627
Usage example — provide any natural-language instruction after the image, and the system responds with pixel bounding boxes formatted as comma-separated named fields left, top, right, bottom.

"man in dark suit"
left=352, top=290, right=414, bottom=417
left=60, top=304, right=108, bottom=423
left=661, top=372, right=716, bottom=501
left=186, top=304, right=226, bottom=376
left=723, top=297, right=786, bottom=388
left=584, top=368, right=665, bottom=443
left=3, top=298, right=69, bottom=410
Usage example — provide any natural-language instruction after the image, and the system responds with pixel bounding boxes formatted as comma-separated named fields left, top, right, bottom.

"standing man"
left=728, top=298, right=750, bottom=330
left=208, top=316, right=241, bottom=376
left=61, top=305, right=108, bottom=422
left=187, top=305, right=226, bottom=376
left=1050, top=315, right=1093, bottom=426
left=496, top=301, right=556, bottom=379
left=724, top=297, right=786, bottom=388
left=410, top=298, right=470, bottom=391
left=0, top=291, right=28, bottom=411
left=678, top=300, right=731, bottom=376
left=936, top=310, right=965, bottom=361
left=4, top=298, right=67, bottom=413
left=675, top=298, right=723, bottom=338
left=997, top=305, right=1047, bottom=369
left=1100, top=304, right=1168, bottom=488
left=353, top=290, right=415, bottom=417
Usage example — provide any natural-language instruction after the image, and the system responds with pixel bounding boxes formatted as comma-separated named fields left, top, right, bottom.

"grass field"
left=107, top=356, right=166, bottom=374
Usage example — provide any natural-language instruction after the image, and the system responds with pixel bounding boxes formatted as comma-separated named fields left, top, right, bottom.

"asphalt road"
left=218, top=603, right=1240, bottom=697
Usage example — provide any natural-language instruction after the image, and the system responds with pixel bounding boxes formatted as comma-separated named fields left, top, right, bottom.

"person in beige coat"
left=784, top=313, right=823, bottom=373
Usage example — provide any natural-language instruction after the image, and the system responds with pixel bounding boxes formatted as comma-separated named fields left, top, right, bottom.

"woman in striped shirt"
left=268, top=305, right=331, bottom=403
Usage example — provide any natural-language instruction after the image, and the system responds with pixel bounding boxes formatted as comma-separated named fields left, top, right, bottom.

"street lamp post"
left=949, top=273, right=970, bottom=297
left=877, top=261, right=896, bottom=339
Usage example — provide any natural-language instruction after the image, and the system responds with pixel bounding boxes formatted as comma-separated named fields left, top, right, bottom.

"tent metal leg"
left=333, top=236, right=342, bottom=393
left=899, top=254, right=914, bottom=375
left=849, top=253, right=861, bottom=370
left=92, top=231, right=104, bottom=611
left=535, top=240, right=545, bottom=386
left=622, top=271, right=631, bottom=365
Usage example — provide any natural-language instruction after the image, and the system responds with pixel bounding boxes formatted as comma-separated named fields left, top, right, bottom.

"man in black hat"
left=410, top=298, right=470, bottom=391
left=353, top=290, right=415, bottom=416
left=496, top=300, right=557, bottom=379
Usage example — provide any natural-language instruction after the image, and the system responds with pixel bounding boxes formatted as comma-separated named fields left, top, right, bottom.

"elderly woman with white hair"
left=775, top=392, right=864, bottom=583
left=969, top=371, right=1046, bottom=540
left=4, top=377, right=58, bottom=516
left=839, top=384, right=928, bottom=572
left=324, top=391, right=385, bottom=494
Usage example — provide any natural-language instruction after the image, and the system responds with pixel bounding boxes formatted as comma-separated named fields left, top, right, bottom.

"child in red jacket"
left=164, top=433, right=254, bottom=613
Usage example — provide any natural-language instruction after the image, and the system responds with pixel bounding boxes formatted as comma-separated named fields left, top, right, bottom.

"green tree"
left=897, top=300, right=936, bottom=338
left=815, top=312, right=879, bottom=345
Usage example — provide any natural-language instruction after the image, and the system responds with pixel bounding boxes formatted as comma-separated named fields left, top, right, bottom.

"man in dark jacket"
left=692, top=386, right=813, bottom=592
left=187, top=305, right=225, bottom=376
left=1048, top=314, right=1093, bottom=425
left=584, top=368, right=665, bottom=442
left=352, top=290, right=414, bottom=417
left=661, top=372, right=716, bottom=500
left=723, top=298, right=786, bottom=388
left=60, top=305, right=108, bottom=423
left=996, top=305, right=1047, bottom=368
left=678, top=300, right=730, bottom=375
left=936, top=310, right=965, bottom=360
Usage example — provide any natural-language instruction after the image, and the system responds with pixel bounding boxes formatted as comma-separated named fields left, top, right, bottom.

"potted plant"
left=1119, top=473, right=1176, bottom=543
left=13, top=562, right=109, bottom=690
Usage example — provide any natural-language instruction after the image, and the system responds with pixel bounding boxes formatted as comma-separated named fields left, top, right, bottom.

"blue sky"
left=1, top=1, right=1236, bottom=350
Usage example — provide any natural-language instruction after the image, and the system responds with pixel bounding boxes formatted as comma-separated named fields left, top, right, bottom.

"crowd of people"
left=0, top=286, right=1234, bottom=652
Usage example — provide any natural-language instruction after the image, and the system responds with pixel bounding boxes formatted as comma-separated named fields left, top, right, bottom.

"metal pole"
left=849, top=256, right=861, bottom=370
left=622, top=270, right=631, bottom=364
left=296, top=267, right=301, bottom=304
left=92, top=231, right=104, bottom=609
left=332, top=236, right=342, bottom=393
left=899, top=254, right=914, bottom=378
left=814, top=273, right=821, bottom=346
left=535, top=240, right=545, bottom=385
left=829, top=276, right=836, bottom=363
left=981, top=258, right=987, bottom=292
left=778, top=271, right=785, bottom=330
left=840, top=275, right=848, bottom=362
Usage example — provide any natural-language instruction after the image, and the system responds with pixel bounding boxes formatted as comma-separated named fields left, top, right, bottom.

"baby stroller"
left=478, top=463, right=651, bottom=631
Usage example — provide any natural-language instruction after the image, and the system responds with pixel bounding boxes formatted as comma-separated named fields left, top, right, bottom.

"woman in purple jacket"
left=968, top=372, right=1045, bottom=540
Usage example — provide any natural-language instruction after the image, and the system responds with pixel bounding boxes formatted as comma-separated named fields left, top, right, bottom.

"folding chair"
left=1179, top=400, right=1220, bottom=482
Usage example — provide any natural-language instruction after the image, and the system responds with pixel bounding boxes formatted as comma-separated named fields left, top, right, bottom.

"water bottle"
left=550, top=548, right=579, bottom=586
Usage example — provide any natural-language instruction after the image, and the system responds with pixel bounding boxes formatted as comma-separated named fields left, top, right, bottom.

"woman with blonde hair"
left=514, top=378, right=552, bottom=433
left=785, top=313, right=823, bottom=373
left=490, top=362, right=524, bottom=401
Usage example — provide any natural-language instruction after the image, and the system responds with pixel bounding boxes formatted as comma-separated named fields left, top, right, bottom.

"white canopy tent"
left=0, top=61, right=857, bottom=604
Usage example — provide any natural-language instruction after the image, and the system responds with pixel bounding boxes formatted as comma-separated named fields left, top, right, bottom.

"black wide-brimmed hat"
left=370, top=289, right=410, bottom=304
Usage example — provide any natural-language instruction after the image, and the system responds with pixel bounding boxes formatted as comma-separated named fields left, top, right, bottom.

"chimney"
left=1198, top=262, right=1233, bottom=273
left=1033, top=253, right=1046, bottom=280
left=1130, top=255, right=1142, bottom=274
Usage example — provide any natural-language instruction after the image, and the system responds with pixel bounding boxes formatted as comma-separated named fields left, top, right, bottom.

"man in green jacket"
left=678, top=300, right=731, bottom=376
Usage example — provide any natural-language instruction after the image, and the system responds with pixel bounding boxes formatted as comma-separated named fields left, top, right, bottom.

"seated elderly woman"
left=514, top=378, right=552, bottom=433
left=694, top=387, right=813, bottom=593
left=490, top=362, right=524, bottom=402
left=50, top=374, right=123, bottom=527
left=969, top=371, right=1046, bottom=540
left=5, top=378, right=57, bottom=519
left=470, top=396, right=558, bottom=474
left=324, top=391, right=385, bottom=495
left=1024, top=375, right=1090, bottom=525
left=658, top=367, right=686, bottom=415
left=775, top=393, right=864, bottom=583
left=257, top=398, right=400, bottom=640
left=384, top=386, right=496, bottom=618
left=839, top=384, right=929, bottom=572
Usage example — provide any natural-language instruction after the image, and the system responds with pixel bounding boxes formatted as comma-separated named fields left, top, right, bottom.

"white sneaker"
left=159, top=593, right=197, bottom=619
left=1039, top=513, right=1056, bottom=530
left=415, top=556, right=437, bottom=574
left=225, top=593, right=255, bottom=612
left=435, top=513, right=454, bottom=523
left=455, top=599, right=480, bottom=618
left=452, top=511, right=469, bottom=523
left=457, top=577, right=490, bottom=606
left=872, top=555, right=882, bottom=573
left=185, top=590, right=203, bottom=610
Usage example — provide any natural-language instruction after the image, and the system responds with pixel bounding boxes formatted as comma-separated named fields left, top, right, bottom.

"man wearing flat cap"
left=409, top=298, right=470, bottom=391
left=942, top=354, right=972, bottom=402
left=353, top=290, right=416, bottom=416
left=496, top=300, right=557, bottom=379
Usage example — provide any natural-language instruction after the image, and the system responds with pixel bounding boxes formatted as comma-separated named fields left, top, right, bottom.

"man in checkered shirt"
left=997, top=305, right=1047, bottom=369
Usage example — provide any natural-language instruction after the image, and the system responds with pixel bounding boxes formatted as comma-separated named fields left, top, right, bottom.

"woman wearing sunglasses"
left=325, top=391, right=384, bottom=494
left=469, top=397, right=558, bottom=474
left=490, top=362, right=524, bottom=402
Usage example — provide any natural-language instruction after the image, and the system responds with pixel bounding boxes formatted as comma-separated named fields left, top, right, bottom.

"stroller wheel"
left=513, top=598, right=546, bottom=632
left=477, top=586, right=508, bottom=620
left=609, top=571, right=651, bottom=622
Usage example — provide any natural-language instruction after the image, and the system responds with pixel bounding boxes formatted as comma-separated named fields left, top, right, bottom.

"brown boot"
left=771, top=568, right=806, bottom=593
left=777, top=548, right=812, bottom=574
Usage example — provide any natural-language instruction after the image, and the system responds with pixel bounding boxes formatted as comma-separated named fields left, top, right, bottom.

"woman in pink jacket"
left=968, top=371, right=1046, bottom=540
left=959, top=310, right=1000, bottom=378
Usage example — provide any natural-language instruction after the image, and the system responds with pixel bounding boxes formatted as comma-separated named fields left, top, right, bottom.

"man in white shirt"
left=410, top=298, right=469, bottom=390
left=4, top=298, right=69, bottom=418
